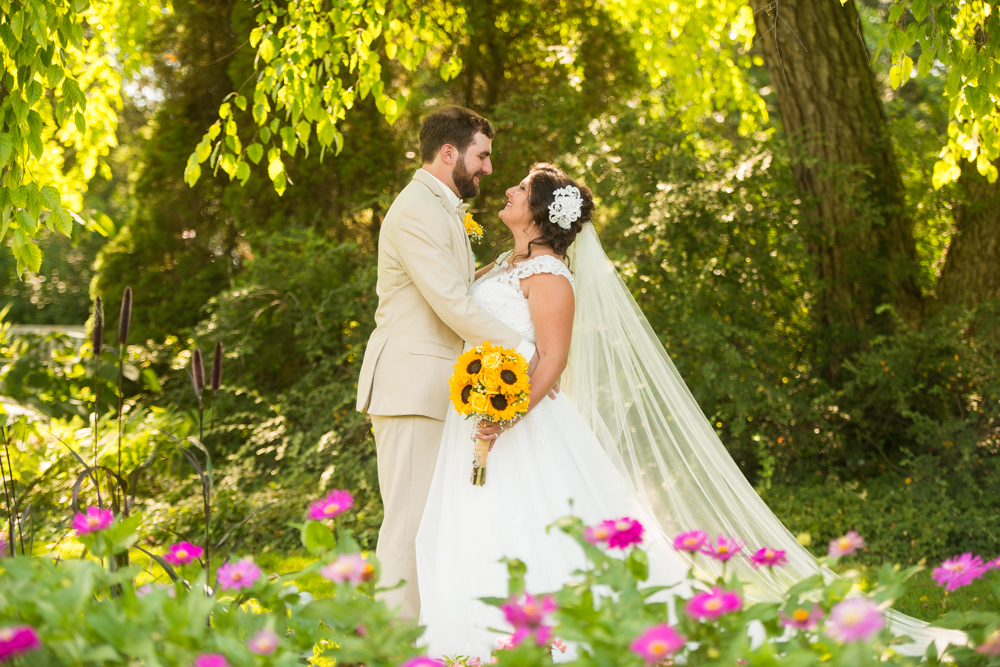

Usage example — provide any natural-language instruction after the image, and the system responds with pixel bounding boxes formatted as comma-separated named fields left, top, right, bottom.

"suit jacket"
left=357, top=170, right=532, bottom=419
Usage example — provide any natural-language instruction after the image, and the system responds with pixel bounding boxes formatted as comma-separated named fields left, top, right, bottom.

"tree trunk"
left=937, top=161, right=1000, bottom=306
left=748, top=0, right=925, bottom=379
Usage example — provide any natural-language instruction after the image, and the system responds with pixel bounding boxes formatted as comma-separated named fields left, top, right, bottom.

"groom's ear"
left=439, top=143, right=458, bottom=166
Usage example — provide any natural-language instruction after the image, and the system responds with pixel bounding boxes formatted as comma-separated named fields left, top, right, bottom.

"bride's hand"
left=476, top=418, right=521, bottom=450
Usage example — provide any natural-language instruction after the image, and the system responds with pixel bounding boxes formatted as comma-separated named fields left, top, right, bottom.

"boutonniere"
left=463, top=212, right=483, bottom=242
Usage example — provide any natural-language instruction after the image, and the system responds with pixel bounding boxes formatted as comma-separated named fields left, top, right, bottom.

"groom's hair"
left=419, top=106, right=495, bottom=164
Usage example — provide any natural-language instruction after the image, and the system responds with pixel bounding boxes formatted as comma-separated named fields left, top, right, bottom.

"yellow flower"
left=470, top=392, right=490, bottom=414
left=455, top=347, right=485, bottom=377
left=463, top=212, right=484, bottom=242
left=489, top=392, right=524, bottom=421
left=479, top=367, right=502, bottom=393
left=497, top=359, right=529, bottom=392
left=482, top=351, right=502, bottom=370
left=449, top=376, right=476, bottom=415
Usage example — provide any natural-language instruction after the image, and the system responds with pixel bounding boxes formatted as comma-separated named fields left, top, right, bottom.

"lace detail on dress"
left=469, top=252, right=574, bottom=343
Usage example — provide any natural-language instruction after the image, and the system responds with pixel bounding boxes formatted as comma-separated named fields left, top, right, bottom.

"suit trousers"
left=371, top=413, right=446, bottom=621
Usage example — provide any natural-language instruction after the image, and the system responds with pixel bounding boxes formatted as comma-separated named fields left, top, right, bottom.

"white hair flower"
left=548, top=185, right=583, bottom=230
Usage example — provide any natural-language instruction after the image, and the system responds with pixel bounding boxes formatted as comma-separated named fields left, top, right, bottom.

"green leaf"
left=25, top=79, right=42, bottom=105
left=46, top=64, right=64, bottom=86
left=888, top=3, right=904, bottom=24
left=40, top=185, right=71, bottom=235
left=0, top=134, right=12, bottom=165
left=911, top=0, right=930, bottom=22
left=259, top=126, right=272, bottom=143
left=184, top=153, right=202, bottom=187
left=280, top=125, right=297, bottom=155
left=236, top=160, right=250, bottom=185
left=965, top=84, right=993, bottom=117
left=259, top=36, right=276, bottom=63
left=303, top=521, right=336, bottom=554
left=917, top=48, right=936, bottom=78
left=626, top=547, right=649, bottom=581
left=219, top=102, right=231, bottom=119
left=14, top=236, right=41, bottom=276
left=246, top=143, right=263, bottom=164
left=267, top=148, right=284, bottom=180
left=889, top=64, right=902, bottom=89
left=234, top=94, right=247, bottom=111
left=932, top=159, right=961, bottom=190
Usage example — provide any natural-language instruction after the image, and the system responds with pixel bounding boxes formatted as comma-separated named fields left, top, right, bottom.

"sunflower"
left=488, top=392, right=522, bottom=421
left=497, top=359, right=529, bottom=393
left=455, top=347, right=485, bottom=378
left=449, top=374, right=476, bottom=415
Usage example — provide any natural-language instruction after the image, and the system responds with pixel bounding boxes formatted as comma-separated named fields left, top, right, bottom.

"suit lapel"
left=411, top=170, right=476, bottom=285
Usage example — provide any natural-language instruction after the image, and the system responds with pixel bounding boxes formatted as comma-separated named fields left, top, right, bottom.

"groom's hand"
left=527, top=349, right=560, bottom=399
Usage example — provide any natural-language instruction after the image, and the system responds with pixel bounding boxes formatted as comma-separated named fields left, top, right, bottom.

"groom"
left=356, top=106, right=536, bottom=620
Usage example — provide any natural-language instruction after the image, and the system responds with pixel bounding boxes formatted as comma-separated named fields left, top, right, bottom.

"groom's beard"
left=452, top=156, right=483, bottom=199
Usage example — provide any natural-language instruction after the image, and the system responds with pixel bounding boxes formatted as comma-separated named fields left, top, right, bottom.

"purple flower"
left=629, top=624, right=686, bottom=664
left=0, top=535, right=8, bottom=558
left=164, top=542, right=203, bottom=566
left=672, top=530, right=708, bottom=552
left=399, top=658, right=441, bottom=667
left=136, top=583, right=176, bottom=598
left=501, top=593, right=557, bottom=647
left=684, top=587, right=742, bottom=620
left=700, top=535, right=743, bottom=561
left=583, top=523, right=612, bottom=544
left=824, top=598, right=884, bottom=643
left=779, top=603, right=824, bottom=630
left=749, top=547, right=788, bottom=568
left=932, top=553, right=988, bottom=591
left=828, top=531, right=865, bottom=557
left=247, top=629, right=280, bottom=655
left=320, top=554, right=375, bottom=585
left=193, top=654, right=228, bottom=667
left=307, top=490, right=354, bottom=521
left=977, top=631, right=1000, bottom=657
left=216, top=559, right=261, bottom=592
left=73, top=507, right=114, bottom=535
left=606, top=517, right=644, bottom=549
left=0, top=626, right=41, bottom=662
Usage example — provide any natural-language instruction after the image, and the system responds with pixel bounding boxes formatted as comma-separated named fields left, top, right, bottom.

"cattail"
left=192, top=349, right=205, bottom=396
left=210, top=341, right=223, bottom=392
left=118, top=287, right=132, bottom=346
left=91, top=297, right=103, bottom=355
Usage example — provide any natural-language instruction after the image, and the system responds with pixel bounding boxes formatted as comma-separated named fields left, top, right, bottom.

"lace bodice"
left=469, top=252, right=574, bottom=343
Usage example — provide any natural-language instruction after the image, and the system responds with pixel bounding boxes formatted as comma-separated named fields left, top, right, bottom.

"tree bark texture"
left=937, top=161, right=1000, bottom=306
left=748, top=0, right=925, bottom=377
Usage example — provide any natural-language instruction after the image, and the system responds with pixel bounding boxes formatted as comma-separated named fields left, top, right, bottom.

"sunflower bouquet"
left=449, top=341, right=530, bottom=486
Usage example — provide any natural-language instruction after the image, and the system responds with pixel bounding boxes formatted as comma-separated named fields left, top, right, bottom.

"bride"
left=413, top=163, right=958, bottom=660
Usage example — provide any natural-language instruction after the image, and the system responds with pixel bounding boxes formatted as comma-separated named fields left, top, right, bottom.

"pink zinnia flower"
left=495, top=635, right=514, bottom=651
left=501, top=593, right=557, bottom=628
left=511, top=625, right=553, bottom=647
left=606, top=517, right=644, bottom=549
left=399, top=658, right=441, bottom=667
left=216, top=558, right=261, bottom=591
left=307, top=490, right=354, bottom=521
left=672, top=530, right=708, bottom=552
left=583, top=523, right=612, bottom=544
left=932, top=553, right=988, bottom=591
left=986, top=557, right=1000, bottom=570
left=700, top=535, right=743, bottom=561
left=320, top=554, right=375, bottom=585
left=501, top=593, right=557, bottom=647
left=192, top=654, right=228, bottom=667
left=685, top=587, right=742, bottom=620
left=779, top=603, right=824, bottom=630
left=0, top=625, right=41, bottom=662
left=73, top=507, right=114, bottom=535
left=551, top=638, right=568, bottom=654
left=136, top=583, right=176, bottom=598
left=164, top=542, right=203, bottom=566
left=976, top=631, right=1000, bottom=657
left=629, top=624, right=686, bottom=664
left=247, top=629, right=279, bottom=655
left=824, top=598, right=884, bottom=643
left=828, top=531, right=865, bottom=557
left=749, top=547, right=788, bottom=568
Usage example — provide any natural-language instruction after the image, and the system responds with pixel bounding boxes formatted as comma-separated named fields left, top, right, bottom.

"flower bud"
left=118, top=286, right=132, bottom=345
left=192, top=349, right=205, bottom=396
left=210, top=341, right=223, bottom=392
left=91, top=297, right=103, bottom=355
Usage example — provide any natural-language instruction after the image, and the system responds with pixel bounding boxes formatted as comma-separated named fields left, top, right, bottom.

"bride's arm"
left=477, top=272, right=573, bottom=440
left=474, top=261, right=495, bottom=280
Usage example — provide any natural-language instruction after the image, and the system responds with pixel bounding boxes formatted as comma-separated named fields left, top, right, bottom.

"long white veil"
left=562, top=223, right=964, bottom=655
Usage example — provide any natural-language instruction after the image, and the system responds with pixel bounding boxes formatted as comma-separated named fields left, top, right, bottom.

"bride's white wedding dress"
left=414, top=224, right=962, bottom=660
left=415, top=251, right=690, bottom=659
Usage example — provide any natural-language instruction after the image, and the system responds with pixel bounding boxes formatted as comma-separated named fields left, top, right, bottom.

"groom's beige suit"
left=357, top=169, right=534, bottom=620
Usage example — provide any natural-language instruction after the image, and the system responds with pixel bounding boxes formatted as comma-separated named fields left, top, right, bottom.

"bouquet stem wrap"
left=471, top=438, right=491, bottom=486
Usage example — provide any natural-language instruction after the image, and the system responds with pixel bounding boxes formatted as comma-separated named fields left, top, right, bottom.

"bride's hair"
left=515, top=163, right=594, bottom=262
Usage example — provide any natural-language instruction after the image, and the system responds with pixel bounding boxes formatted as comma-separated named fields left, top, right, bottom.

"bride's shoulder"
left=512, top=253, right=574, bottom=285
